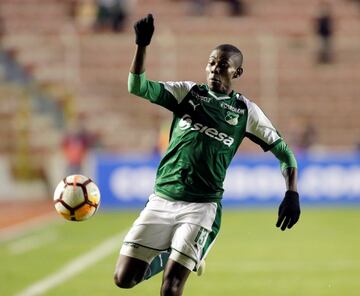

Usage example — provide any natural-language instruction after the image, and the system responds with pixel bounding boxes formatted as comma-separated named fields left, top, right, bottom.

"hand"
left=276, top=190, right=300, bottom=231
left=134, top=14, right=154, bottom=47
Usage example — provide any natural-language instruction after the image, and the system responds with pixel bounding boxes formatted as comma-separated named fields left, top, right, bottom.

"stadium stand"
left=0, top=0, right=359, bottom=164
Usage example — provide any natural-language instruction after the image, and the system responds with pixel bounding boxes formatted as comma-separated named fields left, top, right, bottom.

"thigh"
left=121, top=194, right=176, bottom=255
left=117, top=194, right=176, bottom=274
left=170, top=224, right=211, bottom=271
left=115, top=223, right=171, bottom=287
left=122, top=223, right=173, bottom=256
left=171, top=202, right=222, bottom=271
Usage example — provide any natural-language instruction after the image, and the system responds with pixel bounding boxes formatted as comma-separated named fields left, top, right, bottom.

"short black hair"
left=214, top=44, right=243, bottom=66
left=214, top=44, right=241, bottom=54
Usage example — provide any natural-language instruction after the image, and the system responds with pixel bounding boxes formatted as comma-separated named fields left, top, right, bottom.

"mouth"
left=209, top=78, right=221, bottom=83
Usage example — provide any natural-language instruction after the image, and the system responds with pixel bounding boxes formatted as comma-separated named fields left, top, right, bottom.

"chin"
left=208, top=82, right=221, bottom=92
left=210, top=86, right=223, bottom=93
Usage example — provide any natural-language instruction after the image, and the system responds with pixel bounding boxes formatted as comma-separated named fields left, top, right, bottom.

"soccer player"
left=114, top=14, right=300, bottom=296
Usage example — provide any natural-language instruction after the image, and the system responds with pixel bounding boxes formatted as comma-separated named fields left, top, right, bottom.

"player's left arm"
left=244, top=100, right=300, bottom=231
left=270, top=141, right=300, bottom=231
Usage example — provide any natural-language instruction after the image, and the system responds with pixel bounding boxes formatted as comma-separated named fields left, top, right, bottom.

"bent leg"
left=144, top=250, right=170, bottom=280
left=161, top=259, right=191, bottom=296
left=114, top=254, right=148, bottom=288
left=114, top=241, right=166, bottom=288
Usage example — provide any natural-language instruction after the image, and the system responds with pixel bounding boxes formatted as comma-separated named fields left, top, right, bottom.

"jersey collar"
left=208, top=89, right=232, bottom=100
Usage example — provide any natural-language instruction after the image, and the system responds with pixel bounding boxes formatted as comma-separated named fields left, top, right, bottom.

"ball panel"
left=65, top=174, right=90, bottom=185
left=53, top=180, right=65, bottom=201
left=54, top=201, right=72, bottom=220
left=62, top=186, right=86, bottom=207
left=86, top=182, right=101, bottom=205
left=75, top=204, right=96, bottom=221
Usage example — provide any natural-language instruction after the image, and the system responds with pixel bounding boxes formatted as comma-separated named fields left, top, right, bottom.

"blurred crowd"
left=188, top=0, right=247, bottom=16
left=2, top=0, right=360, bottom=191
left=67, top=0, right=248, bottom=33
left=69, top=0, right=130, bottom=33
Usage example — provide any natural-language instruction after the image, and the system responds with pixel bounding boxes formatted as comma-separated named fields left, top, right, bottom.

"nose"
left=210, top=64, right=220, bottom=74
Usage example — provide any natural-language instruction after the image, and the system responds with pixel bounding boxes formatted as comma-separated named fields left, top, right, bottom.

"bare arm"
left=130, top=14, right=154, bottom=74
left=130, top=46, right=147, bottom=74
left=282, top=167, right=298, bottom=192
left=270, top=141, right=300, bottom=231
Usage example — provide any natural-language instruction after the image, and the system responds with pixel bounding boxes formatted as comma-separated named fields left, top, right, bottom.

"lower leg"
left=161, top=259, right=191, bottom=296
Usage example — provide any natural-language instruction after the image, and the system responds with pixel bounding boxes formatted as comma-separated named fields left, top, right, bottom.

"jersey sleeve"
left=245, top=101, right=282, bottom=151
left=270, top=140, right=297, bottom=172
left=128, top=72, right=195, bottom=111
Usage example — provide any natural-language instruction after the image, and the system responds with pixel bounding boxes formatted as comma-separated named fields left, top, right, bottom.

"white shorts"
left=120, top=194, right=222, bottom=271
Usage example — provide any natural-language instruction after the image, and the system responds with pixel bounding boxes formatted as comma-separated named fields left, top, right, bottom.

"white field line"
left=212, top=260, right=360, bottom=272
left=8, top=232, right=58, bottom=255
left=0, top=212, right=58, bottom=243
left=15, top=231, right=126, bottom=296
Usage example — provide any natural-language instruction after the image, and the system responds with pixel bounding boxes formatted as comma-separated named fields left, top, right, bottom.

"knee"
left=113, top=271, right=138, bottom=289
left=113, top=255, right=149, bottom=289
left=161, top=278, right=183, bottom=296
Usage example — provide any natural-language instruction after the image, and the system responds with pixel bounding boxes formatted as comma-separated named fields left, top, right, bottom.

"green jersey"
left=128, top=73, right=290, bottom=203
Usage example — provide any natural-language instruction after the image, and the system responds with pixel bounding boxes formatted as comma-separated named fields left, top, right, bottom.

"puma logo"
left=189, top=99, right=200, bottom=111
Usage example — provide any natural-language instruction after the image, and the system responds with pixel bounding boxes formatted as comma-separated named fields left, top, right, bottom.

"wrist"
left=285, top=190, right=299, bottom=198
left=136, top=42, right=149, bottom=47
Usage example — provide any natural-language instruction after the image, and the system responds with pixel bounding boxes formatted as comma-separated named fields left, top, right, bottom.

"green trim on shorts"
left=201, top=201, right=222, bottom=259
left=171, top=247, right=198, bottom=264
left=123, top=241, right=169, bottom=252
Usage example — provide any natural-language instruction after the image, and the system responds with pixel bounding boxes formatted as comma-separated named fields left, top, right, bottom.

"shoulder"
left=237, top=94, right=265, bottom=119
left=235, top=94, right=275, bottom=127
left=159, top=80, right=197, bottom=103
left=235, top=93, right=252, bottom=107
left=160, top=80, right=197, bottom=92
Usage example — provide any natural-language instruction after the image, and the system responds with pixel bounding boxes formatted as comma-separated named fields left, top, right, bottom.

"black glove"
left=276, top=190, right=300, bottom=231
left=134, top=14, right=154, bottom=46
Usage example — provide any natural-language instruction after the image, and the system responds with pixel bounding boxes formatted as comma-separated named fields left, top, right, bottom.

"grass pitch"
left=1, top=208, right=360, bottom=296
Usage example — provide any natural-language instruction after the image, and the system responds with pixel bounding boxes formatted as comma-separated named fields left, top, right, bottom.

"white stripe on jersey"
left=241, top=95, right=281, bottom=146
left=161, top=81, right=196, bottom=104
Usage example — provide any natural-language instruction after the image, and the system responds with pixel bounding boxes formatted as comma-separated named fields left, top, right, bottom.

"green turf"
left=1, top=208, right=360, bottom=296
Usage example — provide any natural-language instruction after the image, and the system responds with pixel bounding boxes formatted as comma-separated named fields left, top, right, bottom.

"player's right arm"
left=128, top=14, right=163, bottom=102
left=128, top=14, right=195, bottom=111
left=130, top=14, right=153, bottom=75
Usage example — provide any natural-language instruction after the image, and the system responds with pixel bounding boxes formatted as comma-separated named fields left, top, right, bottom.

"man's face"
left=206, top=49, right=242, bottom=94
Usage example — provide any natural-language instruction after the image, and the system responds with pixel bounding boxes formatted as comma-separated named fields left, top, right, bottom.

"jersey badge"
left=225, top=111, right=239, bottom=126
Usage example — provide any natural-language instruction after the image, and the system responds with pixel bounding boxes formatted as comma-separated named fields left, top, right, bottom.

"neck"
left=209, top=87, right=230, bottom=95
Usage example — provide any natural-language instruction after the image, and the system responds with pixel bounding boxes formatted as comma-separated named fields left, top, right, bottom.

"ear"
left=233, top=67, right=243, bottom=79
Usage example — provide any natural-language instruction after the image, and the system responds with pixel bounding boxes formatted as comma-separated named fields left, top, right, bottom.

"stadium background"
left=0, top=0, right=359, bottom=295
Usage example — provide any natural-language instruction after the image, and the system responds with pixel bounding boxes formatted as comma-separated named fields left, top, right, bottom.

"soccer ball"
left=53, top=175, right=101, bottom=221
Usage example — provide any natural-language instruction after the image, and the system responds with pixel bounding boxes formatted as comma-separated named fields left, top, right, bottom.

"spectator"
left=288, top=115, right=318, bottom=154
left=315, top=1, right=334, bottom=63
left=74, top=0, right=98, bottom=33
left=347, top=0, right=360, bottom=13
left=61, top=119, right=96, bottom=175
left=0, top=15, right=5, bottom=47
left=112, top=0, right=128, bottom=32
left=94, top=0, right=128, bottom=32
left=94, top=0, right=114, bottom=31
left=227, top=0, right=246, bottom=16
left=190, top=0, right=246, bottom=17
